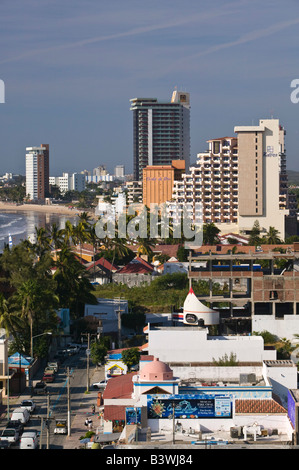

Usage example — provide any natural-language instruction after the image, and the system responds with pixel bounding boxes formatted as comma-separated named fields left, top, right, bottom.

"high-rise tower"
left=25, top=144, right=49, bottom=201
left=130, top=90, right=190, bottom=181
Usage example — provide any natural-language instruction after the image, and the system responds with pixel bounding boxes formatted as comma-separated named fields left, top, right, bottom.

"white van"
left=10, top=407, right=30, bottom=424
left=20, top=431, right=39, bottom=449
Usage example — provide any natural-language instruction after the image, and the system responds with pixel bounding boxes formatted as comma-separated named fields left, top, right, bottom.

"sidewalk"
left=0, top=364, right=104, bottom=449
left=63, top=367, right=103, bottom=449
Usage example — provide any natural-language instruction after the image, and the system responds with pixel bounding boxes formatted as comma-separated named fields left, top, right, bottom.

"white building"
left=115, top=165, right=125, bottom=178
left=25, top=145, right=49, bottom=200
left=235, top=118, right=296, bottom=240
left=170, top=136, right=239, bottom=233
left=49, top=172, right=85, bottom=193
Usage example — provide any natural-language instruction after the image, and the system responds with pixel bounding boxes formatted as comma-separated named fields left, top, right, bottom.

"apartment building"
left=235, top=119, right=297, bottom=239
left=49, top=172, right=85, bottom=194
left=130, top=90, right=190, bottom=181
left=25, top=144, right=49, bottom=201
left=170, top=137, right=239, bottom=231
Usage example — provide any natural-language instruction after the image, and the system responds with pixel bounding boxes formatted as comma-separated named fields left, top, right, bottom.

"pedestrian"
left=88, top=418, right=93, bottom=430
left=91, top=404, right=95, bottom=414
left=84, top=418, right=89, bottom=428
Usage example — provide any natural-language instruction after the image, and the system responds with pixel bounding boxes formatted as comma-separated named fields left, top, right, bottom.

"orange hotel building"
left=142, top=160, right=185, bottom=207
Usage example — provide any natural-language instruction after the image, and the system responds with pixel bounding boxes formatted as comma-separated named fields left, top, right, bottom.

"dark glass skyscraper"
left=130, top=90, right=190, bottom=181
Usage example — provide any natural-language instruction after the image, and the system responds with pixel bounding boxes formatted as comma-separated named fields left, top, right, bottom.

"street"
left=0, top=348, right=105, bottom=449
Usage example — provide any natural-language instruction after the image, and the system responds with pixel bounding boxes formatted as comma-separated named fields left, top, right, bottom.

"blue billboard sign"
left=126, top=407, right=141, bottom=425
left=147, top=394, right=232, bottom=419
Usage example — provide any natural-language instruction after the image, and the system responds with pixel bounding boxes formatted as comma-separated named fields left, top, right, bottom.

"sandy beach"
left=0, top=202, right=93, bottom=217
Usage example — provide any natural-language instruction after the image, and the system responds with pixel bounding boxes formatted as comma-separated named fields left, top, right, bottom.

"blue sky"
left=1, top=0, right=299, bottom=176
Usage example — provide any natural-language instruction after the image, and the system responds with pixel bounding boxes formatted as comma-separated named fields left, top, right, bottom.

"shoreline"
left=0, top=202, right=93, bottom=217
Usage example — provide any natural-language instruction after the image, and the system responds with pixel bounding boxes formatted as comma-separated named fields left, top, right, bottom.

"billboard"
left=126, top=407, right=141, bottom=425
left=147, top=394, right=232, bottom=419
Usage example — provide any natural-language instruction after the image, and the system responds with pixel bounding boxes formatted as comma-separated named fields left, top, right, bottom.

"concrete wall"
left=252, top=315, right=299, bottom=341
left=148, top=415, right=292, bottom=438
left=170, top=365, right=264, bottom=382
left=148, top=327, right=265, bottom=363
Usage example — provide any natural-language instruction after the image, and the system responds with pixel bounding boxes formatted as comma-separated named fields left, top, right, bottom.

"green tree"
left=203, top=223, right=220, bottom=245
left=248, top=220, right=261, bottom=246
left=121, top=347, right=141, bottom=371
left=90, top=340, right=108, bottom=365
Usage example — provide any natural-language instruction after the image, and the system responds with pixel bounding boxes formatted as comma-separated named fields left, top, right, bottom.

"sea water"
left=0, top=210, right=78, bottom=252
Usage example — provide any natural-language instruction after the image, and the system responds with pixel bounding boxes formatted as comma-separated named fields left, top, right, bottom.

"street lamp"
left=31, top=332, right=52, bottom=359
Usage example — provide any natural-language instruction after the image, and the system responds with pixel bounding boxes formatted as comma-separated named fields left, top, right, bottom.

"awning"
left=94, top=433, right=122, bottom=443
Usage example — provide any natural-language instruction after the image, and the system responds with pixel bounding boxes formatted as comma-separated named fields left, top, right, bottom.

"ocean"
left=0, top=210, right=78, bottom=253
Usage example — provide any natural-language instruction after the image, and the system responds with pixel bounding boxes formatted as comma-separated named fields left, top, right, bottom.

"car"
left=20, top=399, right=36, bottom=413
left=0, top=439, right=12, bottom=449
left=0, top=428, right=20, bottom=444
left=47, top=361, right=59, bottom=372
left=19, top=431, right=39, bottom=449
left=44, top=366, right=55, bottom=374
left=92, top=379, right=109, bottom=389
left=33, top=381, right=48, bottom=395
left=42, top=370, right=55, bottom=383
left=6, top=420, right=24, bottom=435
left=54, top=419, right=67, bottom=435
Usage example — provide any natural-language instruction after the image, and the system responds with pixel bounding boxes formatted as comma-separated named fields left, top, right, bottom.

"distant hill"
left=287, top=170, right=299, bottom=184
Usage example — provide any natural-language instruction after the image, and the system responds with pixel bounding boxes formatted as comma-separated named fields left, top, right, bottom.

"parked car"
left=0, top=439, right=12, bottom=449
left=33, top=381, right=47, bottom=395
left=44, top=366, right=56, bottom=375
left=42, top=370, right=55, bottom=383
left=47, top=361, right=59, bottom=372
left=0, top=428, right=20, bottom=444
left=92, top=379, right=109, bottom=389
left=10, top=407, right=30, bottom=424
left=19, top=431, right=39, bottom=449
left=6, top=420, right=24, bottom=435
left=66, top=344, right=79, bottom=355
left=20, top=399, right=36, bottom=413
left=54, top=419, right=67, bottom=435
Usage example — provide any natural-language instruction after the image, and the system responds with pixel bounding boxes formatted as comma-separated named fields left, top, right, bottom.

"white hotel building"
left=170, top=119, right=296, bottom=239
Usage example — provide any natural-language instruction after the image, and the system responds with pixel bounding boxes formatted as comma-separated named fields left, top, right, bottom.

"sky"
left=1, top=0, right=299, bottom=176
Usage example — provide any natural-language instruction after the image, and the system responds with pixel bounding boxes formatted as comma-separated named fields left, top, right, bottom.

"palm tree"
left=17, top=279, right=41, bottom=357
left=136, top=237, right=153, bottom=260
left=73, top=221, right=90, bottom=262
left=49, top=222, right=64, bottom=251
left=265, top=226, right=281, bottom=245
left=54, top=246, right=97, bottom=319
left=62, top=220, right=74, bottom=246
left=0, top=293, right=24, bottom=339
left=34, top=227, right=50, bottom=257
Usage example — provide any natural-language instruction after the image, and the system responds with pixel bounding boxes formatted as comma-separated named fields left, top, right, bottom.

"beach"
left=0, top=202, right=94, bottom=217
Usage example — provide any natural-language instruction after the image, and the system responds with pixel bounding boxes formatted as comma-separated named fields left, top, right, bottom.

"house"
left=113, top=257, right=155, bottom=287
left=85, top=257, right=119, bottom=284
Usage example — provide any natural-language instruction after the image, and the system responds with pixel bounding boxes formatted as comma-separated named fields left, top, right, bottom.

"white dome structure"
left=183, top=287, right=219, bottom=326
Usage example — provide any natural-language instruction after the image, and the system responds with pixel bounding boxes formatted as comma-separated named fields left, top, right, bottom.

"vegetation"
left=213, top=352, right=239, bottom=366
left=121, top=347, right=141, bottom=370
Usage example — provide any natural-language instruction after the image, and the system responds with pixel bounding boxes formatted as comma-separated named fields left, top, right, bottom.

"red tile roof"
left=102, top=372, right=135, bottom=400
left=127, top=244, right=180, bottom=259
left=86, top=257, right=118, bottom=272
left=104, top=405, right=127, bottom=421
left=116, top=257, right=154, bottom=274
left=235, top=399, right=287, bottom=414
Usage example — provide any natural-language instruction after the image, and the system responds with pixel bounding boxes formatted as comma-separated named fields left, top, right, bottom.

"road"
left=0, top=349, right=105, bottom=449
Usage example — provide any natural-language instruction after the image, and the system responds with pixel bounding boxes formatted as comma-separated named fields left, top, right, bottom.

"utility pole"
left=67, top=367, right=71, bottom=436
left=40, top=417, right=43, bottom=449
left=46, top=393, right=50, bottom=449
left=87, top=333, right=90, bottom=392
